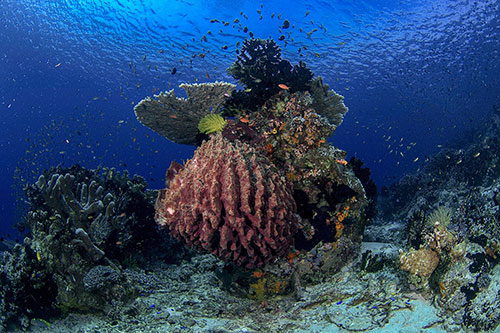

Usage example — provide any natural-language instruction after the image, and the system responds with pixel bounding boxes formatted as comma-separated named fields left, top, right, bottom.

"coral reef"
left=0, top=243, right=58, bottom=330
left=155, top=133, right=299, bottom=268
left=226, top=90, right=369, bottom=251
left=141, top=42, right=373, bottom=275
left=134, top=81, right=236, bottom=145
left=132, top=36, right=374, bottom=327
left=8, top=165, right=165, bottom=318
left=375, top=110, right=500, bottom=330
left=7, top=36, right=500, bottom=332
left=153, top=89, right=370, bottom=272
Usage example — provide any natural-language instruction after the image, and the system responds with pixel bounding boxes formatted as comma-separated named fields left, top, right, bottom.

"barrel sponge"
left=155, top=133, right=299, bottom=268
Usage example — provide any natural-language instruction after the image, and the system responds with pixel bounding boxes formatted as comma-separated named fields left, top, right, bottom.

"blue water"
left=1, top=0, right=499, bottom=237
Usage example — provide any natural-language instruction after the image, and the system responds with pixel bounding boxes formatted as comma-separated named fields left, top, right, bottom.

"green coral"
left=198, top=113, right=227, bottom=134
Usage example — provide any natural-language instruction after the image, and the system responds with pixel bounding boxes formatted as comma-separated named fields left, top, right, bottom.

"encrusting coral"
left=134, top=81, right=235, bottom=145
left=155, top=133, right=299, bottom=268
left=399, top=247, right=440, bottom=278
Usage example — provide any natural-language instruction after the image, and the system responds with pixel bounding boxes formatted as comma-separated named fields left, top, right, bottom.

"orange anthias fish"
left=287, top=250, right=300, bottom=264
left=253, top=271, right=266, bottom=278
left=335, top=159, right=348, bottom=165
left=335, top=221, right=344, bottom=238
left=278, top=84, right=289, bottom=90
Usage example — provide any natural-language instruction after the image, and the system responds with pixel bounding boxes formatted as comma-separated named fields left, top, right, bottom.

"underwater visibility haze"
left=1, top=0, right=500, bottom=331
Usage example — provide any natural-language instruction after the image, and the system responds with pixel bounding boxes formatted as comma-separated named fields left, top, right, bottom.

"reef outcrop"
left=0, top=165, right=167, bottom=329
left=142, top=38, right=374, bottom=273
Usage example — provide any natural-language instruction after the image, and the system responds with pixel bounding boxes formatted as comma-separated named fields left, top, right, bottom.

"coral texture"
left=134, top=81, right=235, bottom=145
left=155, top=133, right=299, bottom=268
left=308, top=76, right=348, bottom=129
left=20, top=165, right=159, bottom=312
left=232, top=91, right=368, bottom=249
left=399, top=248, right=439, bottom=278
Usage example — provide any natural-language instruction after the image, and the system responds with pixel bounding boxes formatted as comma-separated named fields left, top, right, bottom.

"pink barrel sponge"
left=155, top=133, right=299, bottom=268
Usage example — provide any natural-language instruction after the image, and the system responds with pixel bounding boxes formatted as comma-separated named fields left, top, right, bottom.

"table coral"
left=134, top=81, right=235, bottom=145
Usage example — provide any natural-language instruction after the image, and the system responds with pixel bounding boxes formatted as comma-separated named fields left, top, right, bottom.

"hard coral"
left=155, top=133, right=299, bottom=268
left=134, top=81, right=235, bottom=145
left=16, top=165, right=158, bottom=314
left=399, top=248, right=439, bottom=278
